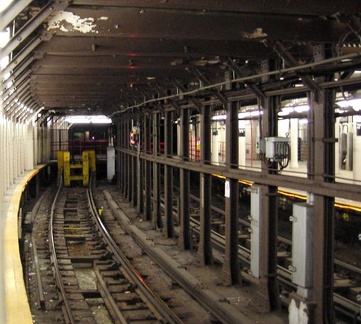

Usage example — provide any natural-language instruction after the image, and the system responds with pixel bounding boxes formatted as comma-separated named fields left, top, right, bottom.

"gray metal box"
left=291, top=203, right=314, bottom=288
left=250, top=185, right=262, bottom=278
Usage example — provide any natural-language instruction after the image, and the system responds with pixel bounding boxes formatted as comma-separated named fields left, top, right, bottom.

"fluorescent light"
left=294, top=105, right=309, bottom=113
left=65, top=115, right=112, bottom=124
left=212, top=114, right=226, bottom=121
left=337, top=98, right=361, bottom=112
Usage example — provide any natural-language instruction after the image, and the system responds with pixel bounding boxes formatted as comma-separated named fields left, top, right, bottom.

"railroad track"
left=31, top=182, right=183, bottom=323
left=26, top=182, right=360, bottom=323
left=187, top=194, right=361, bottom=322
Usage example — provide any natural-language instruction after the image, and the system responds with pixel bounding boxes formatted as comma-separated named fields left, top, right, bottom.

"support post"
left=144, top=114, right=152, bottom=220
left=196, top=104, right=213, bottom=265
left=179, top=108, right=191, bottom=249
left=308, top=87, right=336, bottom=323
left=163, top=110, right=174, bottom=238
left=152, top=113, right=161, bottom=229
left=221, top=97, right=239, bottom=285
left=253, top=94, right=280, bottom=312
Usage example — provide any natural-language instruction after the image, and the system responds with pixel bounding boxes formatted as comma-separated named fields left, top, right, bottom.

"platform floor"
left=0, top=167, right=44, bottom=324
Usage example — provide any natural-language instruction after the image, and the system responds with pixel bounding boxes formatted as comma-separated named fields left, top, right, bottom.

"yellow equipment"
left=57, top=150, right=96, bottom=187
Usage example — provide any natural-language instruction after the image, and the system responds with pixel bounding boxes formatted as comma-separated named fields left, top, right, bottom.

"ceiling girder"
left=193, top=69, right=228, bottom=105
left=272, top=41, right=322, bottom=93
left=3, top=78, right=31, bottom=109
left=0, top=0, right=33, bottom=31
left=152, top=83, right=181, bottom=112
left=225, top=57, right=267, bottom=103
left=0, top=1, right=69, bottom=60
left=173, top=78, right=202, bottom=110
left=1, top=69, right=31, bottom=97
left=0, top=39, right=38, bottom=80
left=348, top=15, right=361, bottom=42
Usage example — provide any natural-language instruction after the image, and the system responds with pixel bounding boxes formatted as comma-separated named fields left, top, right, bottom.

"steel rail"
left=159, top=191, right=361, bottom=321
left=86, top=187, right=182, bottom=324
left=48, top=180, right=76, bottom=324
left=104, top=190, right=251, bottom=324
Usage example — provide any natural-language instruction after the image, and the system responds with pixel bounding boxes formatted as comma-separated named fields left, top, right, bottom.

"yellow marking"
left=212, top=173, right=361, bottom=212
left=4, top=167, right=45, bottom=324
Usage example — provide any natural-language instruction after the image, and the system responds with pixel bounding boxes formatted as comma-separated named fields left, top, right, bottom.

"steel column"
left=126, top=120, right=132, bottom=201
left=255, top=95, right=280, bottom=312
left=136, top=116, right=142, bottom=213
left=152, top=113, right=161, bottom=229
left=222, top=100, right=239, bottom=285
left=143, top=114, right=152, bottom=220
left=196, top=104, right=213, bottom=264
left=178, top=108, right=191, bottom=249
left=310, top=88, right=336, bottom=323
left=163, top=110, right=174, bottom=238
left=131, top=148, right=136, bottom=207
left=116, top=119, right=122, bottom=191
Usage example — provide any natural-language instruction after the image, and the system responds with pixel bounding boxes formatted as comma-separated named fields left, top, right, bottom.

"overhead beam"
left=173, top=78, right=202, bottom=110
left=0, top=37, right=39, bottom=79
left=225, top=57, right=266, bottom=102
left=123, top=150, right=361, bottom=202
left=0, top=1, right=69, bottom=60
left=271, top=41, right=322, bottom=95
left=192, top=69, right=228, bottom=105
left=0, top=0, right=33, bottom=31
left=1, top=69, right=32, bottom=97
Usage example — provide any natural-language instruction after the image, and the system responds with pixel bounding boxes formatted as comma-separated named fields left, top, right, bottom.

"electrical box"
left=265, top=137, right=290, bottom=161
left=290, top=203, right=314, bottom=289
left=250, top=185, right=262, bottom=278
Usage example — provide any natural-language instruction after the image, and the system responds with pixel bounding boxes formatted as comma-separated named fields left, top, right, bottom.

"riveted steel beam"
left=309, top=86, right=336, bottom=323
left=272, top=41, right=322, bottom=95
left=196, top=104, right=213, bottom=265
left=0, top=1, right=68, bottom=60
left=192, top=69, right=228, bottom=105
left=1, top=69, right=32, bottom=97
left=348, top=14, right=361, bottom=41
left=225, top=57, right=267, bottom=102
left=221, top=100, right=239, bottom=285
left=173, top=78, right=202, bottom=110
left=3, top=78, right=31, bottom=109
left=0, top=0, right=33, bottom=31
left=152, top=83, right=181, bottom=112
left=178, top=107, right=191, bottom=250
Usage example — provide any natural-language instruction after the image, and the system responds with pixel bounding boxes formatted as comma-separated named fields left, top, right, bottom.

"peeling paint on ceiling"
left=47, top=11, right=98, bottom=34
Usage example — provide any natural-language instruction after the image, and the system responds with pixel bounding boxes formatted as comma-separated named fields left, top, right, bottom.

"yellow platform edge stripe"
left=4, top=166, right=45, bottom=324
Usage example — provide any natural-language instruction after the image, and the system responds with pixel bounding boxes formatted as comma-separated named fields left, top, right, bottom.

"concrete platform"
left=0, top=166, right=45, bottom=324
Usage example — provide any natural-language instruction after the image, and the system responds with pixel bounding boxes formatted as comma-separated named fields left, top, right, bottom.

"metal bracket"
left=288, top=265, right=297, bottom=272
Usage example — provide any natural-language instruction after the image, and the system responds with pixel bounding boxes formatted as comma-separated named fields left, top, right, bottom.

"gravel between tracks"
left=103, top=185, right=289, bottom=324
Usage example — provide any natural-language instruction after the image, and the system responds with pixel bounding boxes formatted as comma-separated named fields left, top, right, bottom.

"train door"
left=339, top=121, right=353, bottom=171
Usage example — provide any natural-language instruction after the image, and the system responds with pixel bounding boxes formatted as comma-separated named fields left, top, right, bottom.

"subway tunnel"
left=1, top=1, right=361, bottom=323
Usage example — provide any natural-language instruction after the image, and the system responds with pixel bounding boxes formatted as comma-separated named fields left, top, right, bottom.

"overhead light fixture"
left=65, top=115, right=112, bottom=124
left=212, top=114, right=226, bottom=121
left=337, top=98, right=361, bottom=112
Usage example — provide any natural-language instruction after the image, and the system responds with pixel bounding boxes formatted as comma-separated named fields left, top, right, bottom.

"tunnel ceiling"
left=1, top=1, right=361, bottom=119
